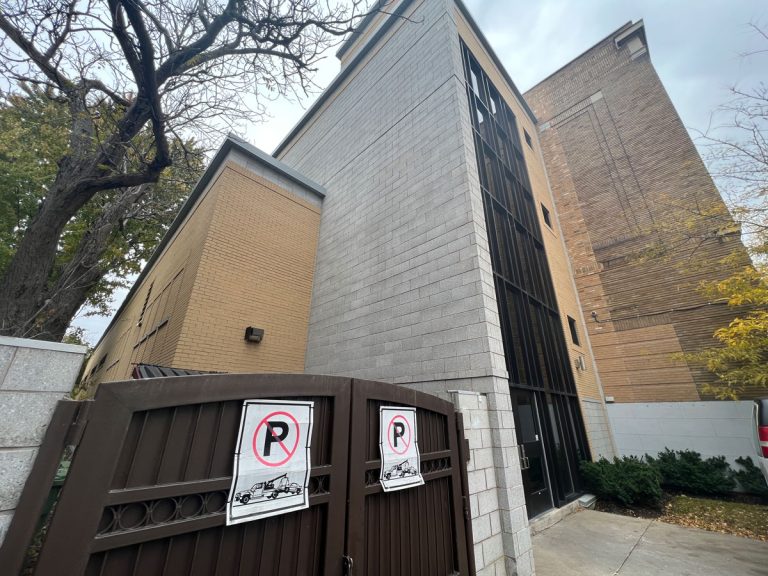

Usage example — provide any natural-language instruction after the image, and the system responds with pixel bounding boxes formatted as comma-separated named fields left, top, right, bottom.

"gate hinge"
left=342, top=555, right=354, bottom=576
left=462, top=494, right=471, bottom=520
left=64, top=400, right=93, bottom=448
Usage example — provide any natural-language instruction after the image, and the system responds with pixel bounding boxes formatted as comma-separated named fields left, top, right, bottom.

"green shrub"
left=580, top=457, right=662, bottom=507
left=731, top=456, right=768, bottom=498
left=646, top=449, right=735, bottom=495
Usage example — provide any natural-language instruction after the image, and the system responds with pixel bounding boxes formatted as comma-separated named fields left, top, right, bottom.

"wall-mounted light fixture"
left=591, top=311, right=611, bottom=324
left=244, top=327, right=264, bottom=343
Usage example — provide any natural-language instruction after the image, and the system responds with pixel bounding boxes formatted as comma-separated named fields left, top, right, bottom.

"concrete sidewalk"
left=533, top=510, right=768, bottom=576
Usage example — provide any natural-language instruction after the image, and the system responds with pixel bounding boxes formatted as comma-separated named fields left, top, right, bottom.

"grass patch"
left=661, top=494, right=768, bottom=541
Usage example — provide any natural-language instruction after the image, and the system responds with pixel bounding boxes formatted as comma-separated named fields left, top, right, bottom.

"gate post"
left=0, top=336, right=87, bottom=546
left=451, top=389, right=534, bottom=576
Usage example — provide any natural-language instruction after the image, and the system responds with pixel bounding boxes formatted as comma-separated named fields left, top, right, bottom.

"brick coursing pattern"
left=278, top=0, right=541, bottom=572
left=82, top=159, right=321, bottom=385
left=524, top=25, right=761, bottom=403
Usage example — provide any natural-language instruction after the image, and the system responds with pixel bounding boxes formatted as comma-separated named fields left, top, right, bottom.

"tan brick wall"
left=456, top=13, right=603, bottom=403
left=82, top=163, right=220, bottom=387
left=82, top=158, right=321, bottom=387
left=173, top=162, right=320, bottom=373
left=525, top=26, right=759, bottom=403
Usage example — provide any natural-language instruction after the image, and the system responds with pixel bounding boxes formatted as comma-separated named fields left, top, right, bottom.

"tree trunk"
left=34, top=185, right=151, bottom=341
left=0, top=91, right=104, bottom=339
left=36, top=262, right=106, bottom=342
left=0, top=184, right=90, bottom=338
left=0, top=97, right=157, bottom=340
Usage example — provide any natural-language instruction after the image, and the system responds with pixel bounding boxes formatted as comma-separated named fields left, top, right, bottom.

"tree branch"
left=0, top=10, right=73, bottom=90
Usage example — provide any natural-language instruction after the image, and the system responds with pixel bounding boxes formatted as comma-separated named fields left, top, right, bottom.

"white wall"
left=607, top=401, right=756, bottom=466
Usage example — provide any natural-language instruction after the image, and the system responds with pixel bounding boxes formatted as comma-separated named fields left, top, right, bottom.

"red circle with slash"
left=253, top=411, right=300, bottom=467
left=387, top=414, right=412, bottom=455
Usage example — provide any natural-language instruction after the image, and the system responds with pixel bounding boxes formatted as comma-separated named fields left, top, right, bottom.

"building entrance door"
left=510, top=389, right=552, bottom=518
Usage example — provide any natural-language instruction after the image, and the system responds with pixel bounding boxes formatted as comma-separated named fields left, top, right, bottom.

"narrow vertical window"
left=524, top=129, right=533, bottom=149
left=476, top=106, right=484, bottom=126
left=541, top=204, right=552, bottom=228
left=137, top=282, right=153, bottom=327
left=471, top=70, right=480, bottom=96
left=567, top=316, right=580, bottom=346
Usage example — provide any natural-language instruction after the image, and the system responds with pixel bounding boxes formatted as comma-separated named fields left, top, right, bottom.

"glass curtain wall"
left=460, top=40, right=590, bottom=510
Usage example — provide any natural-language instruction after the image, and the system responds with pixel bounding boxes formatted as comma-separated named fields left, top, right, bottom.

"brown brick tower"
left=524, top=21, right=757, bottom=403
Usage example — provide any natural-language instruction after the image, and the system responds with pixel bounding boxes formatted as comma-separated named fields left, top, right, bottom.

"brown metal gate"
left=1, top=374, right=474, bottom=575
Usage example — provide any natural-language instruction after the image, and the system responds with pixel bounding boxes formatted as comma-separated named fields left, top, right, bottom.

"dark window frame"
left=567, top=315, right=580, bottom=346
left=461, top=39, right=589, bottom=507
left=541, top=204, right=552, bottom=228
left=137, top=282, right=154, bottom=327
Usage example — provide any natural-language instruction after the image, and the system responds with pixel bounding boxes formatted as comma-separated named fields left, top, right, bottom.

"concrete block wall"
left=278, top=0, right=508, bottom=387
left=607, top=401, right=758, bottom=467
left=0, top=336, right=86, bottom=545
left=278, top=4, right=535, bottom=570
left=581, top=398, right=617, bottom=460
left=452, top=389, right=533, bottom=576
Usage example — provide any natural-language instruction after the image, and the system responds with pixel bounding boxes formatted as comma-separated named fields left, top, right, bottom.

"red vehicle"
left=754, top=399, right=768, bottom=486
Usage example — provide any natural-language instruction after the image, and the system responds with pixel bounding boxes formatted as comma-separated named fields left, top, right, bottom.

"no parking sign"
left=227, top=400, right=313, bottom=525
left=379, top=406, right=424, bottom=491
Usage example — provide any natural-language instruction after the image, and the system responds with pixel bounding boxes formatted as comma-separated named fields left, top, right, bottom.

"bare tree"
left=0, top=0, right=369, bottom=340
left=696, top=29, right=768, bottom=261
left=661, top=23, right=768, bottom=399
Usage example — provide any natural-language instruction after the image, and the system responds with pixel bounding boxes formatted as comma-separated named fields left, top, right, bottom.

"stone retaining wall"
left=0, top=336, right=86, bottom=545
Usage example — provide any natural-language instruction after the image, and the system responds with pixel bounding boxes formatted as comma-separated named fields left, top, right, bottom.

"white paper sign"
left=379, top=406, right=424, bottom=492
left=227, top=400, right=313, bottom=525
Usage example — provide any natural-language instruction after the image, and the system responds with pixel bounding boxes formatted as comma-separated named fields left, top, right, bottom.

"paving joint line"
left=613, top=519, right=654, bottom=575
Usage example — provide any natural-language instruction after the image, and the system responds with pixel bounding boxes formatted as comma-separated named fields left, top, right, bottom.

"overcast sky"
left=73, top=0, right=767, bottom=345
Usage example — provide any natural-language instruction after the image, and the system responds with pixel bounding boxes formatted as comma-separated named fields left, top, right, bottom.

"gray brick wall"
left=581, top=398, right=616, bottom=460
left=277, top=0, right=532, bottom=572
left=278, top=0, right=506, bottom=387
left=451, top=388, right=534, bottom=576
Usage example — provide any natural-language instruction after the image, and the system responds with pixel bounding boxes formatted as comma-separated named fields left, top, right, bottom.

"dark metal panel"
left=88, top=506, right=331, bottom=576
left=0, top=400, right=85, bottom=576
left=106, top=373, right=351, bottom=411
left=36, top=385, right=136, bottom=574
left=33, top=374, right=352, bottom=576
left=346, top=379, right=471, bottom=576
left=27, top=374, right=474, bottom=575
left=132, top=363, right=220, bottom=379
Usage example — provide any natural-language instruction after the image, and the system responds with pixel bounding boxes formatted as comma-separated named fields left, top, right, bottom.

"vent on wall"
left=575, top=355, right=586, bottom=371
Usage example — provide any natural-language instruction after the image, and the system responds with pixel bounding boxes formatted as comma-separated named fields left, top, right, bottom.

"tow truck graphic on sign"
left=233, top=473, right=302, bottom=504
left=379, top=406, right=424, bottom=491
left=227, top=400, right=313, bottom=525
